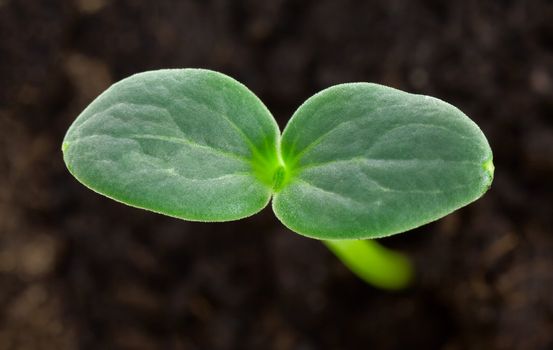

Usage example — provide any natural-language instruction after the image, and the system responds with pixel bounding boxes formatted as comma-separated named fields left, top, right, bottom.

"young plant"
left=62, top=69, right=494, bottom=290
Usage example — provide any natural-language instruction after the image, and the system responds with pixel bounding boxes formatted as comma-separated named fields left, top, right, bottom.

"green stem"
left=323, top=239, right=414, bottom=290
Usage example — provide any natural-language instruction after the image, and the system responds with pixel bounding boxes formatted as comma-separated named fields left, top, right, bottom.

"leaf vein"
left=295, top=179, right=366, bottom=206
left=71, top=134, right=250, bottom=163
left=298, top=157, right=479, bottom=172
left=289, top=103, right=412, bottom=161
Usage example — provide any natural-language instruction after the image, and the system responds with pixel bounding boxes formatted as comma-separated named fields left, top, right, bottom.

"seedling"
left=62, top=69, right=494, bottom=290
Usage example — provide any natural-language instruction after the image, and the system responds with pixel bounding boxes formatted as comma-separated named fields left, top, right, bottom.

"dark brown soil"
left=1, top=0, right=553, bottom=349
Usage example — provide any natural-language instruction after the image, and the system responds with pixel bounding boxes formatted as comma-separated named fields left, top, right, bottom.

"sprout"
left=62, top=69, right=493, bottom=290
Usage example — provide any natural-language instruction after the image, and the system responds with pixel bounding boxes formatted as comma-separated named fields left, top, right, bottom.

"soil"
left=1, top=0, right=553, bottom=349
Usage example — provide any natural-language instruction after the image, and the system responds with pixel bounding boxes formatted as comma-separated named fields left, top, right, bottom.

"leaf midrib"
left=70, top=133, right=251, bottom=164
left=296, top=157, right=481, bottom=172
left=292, top=121, right=473, bottom=164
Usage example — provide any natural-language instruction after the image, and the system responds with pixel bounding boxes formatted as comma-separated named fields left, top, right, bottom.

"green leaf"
left=273, top=83, right=494, bottom=239
left=62, top=69, right=281, bottom=221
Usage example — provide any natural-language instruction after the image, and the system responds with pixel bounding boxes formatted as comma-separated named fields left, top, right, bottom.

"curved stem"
left=323, top=239, right=414, bottom=290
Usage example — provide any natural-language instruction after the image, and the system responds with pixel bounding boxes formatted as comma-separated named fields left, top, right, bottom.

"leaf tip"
left=482, top=157, right=495, bottom=188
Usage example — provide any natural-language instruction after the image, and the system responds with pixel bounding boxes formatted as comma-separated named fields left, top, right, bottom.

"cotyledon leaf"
left=273, top=83, right=494, bottom=240
left=62, top=69, right=281, bottom=221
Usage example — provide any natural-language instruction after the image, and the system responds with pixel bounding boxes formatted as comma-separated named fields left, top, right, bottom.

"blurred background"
left=1, top=0, right=553, bottom=349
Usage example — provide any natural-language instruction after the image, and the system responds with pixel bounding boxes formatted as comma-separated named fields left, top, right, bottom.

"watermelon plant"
left=62, top=69, right=494, bottom=290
